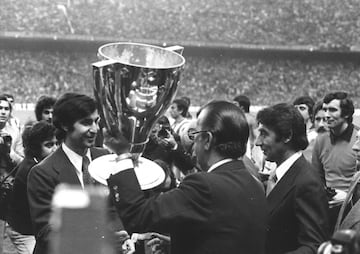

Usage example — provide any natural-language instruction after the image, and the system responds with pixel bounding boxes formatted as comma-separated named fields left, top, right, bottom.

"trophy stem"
left=129, top=139, right=148, bottom=156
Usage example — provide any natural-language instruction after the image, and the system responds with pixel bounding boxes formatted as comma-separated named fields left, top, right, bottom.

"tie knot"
left=271, top=174, right=278, bottom=183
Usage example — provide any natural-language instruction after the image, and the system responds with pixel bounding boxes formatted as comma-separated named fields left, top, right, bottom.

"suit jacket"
left=266, top=155, right=330, bottom=254
left=27, top=146, right=116, bottom=254
left=7, top=156, right=37, bottom=235
left=108, top=159, right=268, bottom=254
left=339, top=199, right=360, bottom=232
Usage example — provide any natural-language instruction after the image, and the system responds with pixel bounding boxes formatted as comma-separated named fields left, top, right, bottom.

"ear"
left=61, top=124, right=69, bottom=132
left=283, top=131, right=293, bottom=144
left=204, top=132, right=213, bottom=151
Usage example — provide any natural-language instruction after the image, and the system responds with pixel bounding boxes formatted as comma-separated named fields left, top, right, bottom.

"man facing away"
left=105, top=100, right=268, bottom=254
left=27, top=93, right=124, bottom=254
left=312, top=91, right=359, bottom=191
left=256, top=103, right=329, bottom=254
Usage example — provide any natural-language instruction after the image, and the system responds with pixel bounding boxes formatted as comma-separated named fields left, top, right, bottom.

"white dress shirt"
left=207, top=158, right=234, bottom=173
left=273, top=151, right=302, bottom=184
left=62, top=143, right=91, bottom=189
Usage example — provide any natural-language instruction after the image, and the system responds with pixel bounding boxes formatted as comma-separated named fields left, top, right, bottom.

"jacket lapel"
left=51, top=147, right=108, bottom=186
left=267, top=156, right=306, bottom=214
left=52, top=147, right=82, bottom=186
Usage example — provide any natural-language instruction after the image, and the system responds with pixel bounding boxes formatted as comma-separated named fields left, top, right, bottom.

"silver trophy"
left=89, top=42, right=185, bottom=190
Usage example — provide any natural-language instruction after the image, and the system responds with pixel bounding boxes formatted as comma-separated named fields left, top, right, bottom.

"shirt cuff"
left=111, top=159, right=134, bottom=175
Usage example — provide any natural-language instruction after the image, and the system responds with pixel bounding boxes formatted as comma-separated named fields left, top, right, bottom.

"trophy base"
left=88, top=154, right=166, bottom=190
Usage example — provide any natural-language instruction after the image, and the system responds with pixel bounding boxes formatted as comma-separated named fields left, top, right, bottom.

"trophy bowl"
left=89, top=42, right=185, bottom=190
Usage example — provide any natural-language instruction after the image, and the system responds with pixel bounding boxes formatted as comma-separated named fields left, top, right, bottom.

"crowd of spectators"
left=0, top=0, right=359, bottom=49
left=1, top=1, right=360, bottom=107
left=1, top=49, right=360, bottom=107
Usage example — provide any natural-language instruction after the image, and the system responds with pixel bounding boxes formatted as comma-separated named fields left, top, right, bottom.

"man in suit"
left=27, top=93, right=124, bottom=254
left=256, top=103, right=330, bottom=254
left=105, top=100, right=268, bottom=254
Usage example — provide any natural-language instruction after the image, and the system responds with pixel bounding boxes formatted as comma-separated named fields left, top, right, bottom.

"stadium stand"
left=1, top=0, right=359, bottom=48
left=0, top=0, right=360, bottom=106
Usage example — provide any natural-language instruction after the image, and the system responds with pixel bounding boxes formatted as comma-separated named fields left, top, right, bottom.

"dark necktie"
left=82, top=156, right=93, bottom=186
left=266, top=171, right=278, bottom=196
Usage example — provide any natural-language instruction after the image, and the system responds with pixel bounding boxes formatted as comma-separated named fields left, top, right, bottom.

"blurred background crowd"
left=1, top=0, right=359, bottom=47
left=0, top=0, right=360, bottom=106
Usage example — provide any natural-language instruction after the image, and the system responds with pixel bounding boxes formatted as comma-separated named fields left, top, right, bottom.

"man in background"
left=303, top=101, right=329, bottom=162
left=293, top=95, right=315, bottom=138
left=233, top=95, right=257, bottom=156
left=312, top=92, right=359, bottom=191
left=34, top=96, right=56, bottom=123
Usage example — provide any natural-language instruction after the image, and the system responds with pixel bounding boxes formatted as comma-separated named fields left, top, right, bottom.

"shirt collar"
left=330, top=123, right=354, bottom=144
left=208, top=158, right=234, bottom=173
left=62, top=143, right=91, bottom=175
left=274, top=152, right=302, bottom=182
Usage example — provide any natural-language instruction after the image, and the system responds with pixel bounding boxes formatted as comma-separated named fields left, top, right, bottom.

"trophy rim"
left=98, top=41, right=186, bottom=69
left=88, top=154, right=166, bottom=190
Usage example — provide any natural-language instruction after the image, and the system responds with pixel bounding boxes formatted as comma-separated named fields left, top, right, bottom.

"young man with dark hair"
left=0, top=94, right=23, bottom=164
left=303, top=101, right=329, bottom=162
left=106, top=100, right=267, bottom=254
left=233, top=95, right=250, bottom=113
left=34, top=96, right=56, bottom=123
left=169, top=98, right=190, bottom=137
left=27, top=93, right=124, bottom=254
left=256, top=103, right=329, bottom=254
left=312, top=91, right=359, bottom=191
left=7, top=121, right=57, bottom=254
left=312, top=101, right=329, bottom=134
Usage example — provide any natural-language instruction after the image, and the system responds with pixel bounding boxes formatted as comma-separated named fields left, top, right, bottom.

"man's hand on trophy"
left=146, top=233, right=171, bottom=254
left=103, top=127, right=130, bottom=155
left=114, top=230, right=135, bottom=254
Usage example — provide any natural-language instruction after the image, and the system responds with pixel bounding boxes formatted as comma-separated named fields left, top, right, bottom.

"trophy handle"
left=165, top=45, right=184, bottom=55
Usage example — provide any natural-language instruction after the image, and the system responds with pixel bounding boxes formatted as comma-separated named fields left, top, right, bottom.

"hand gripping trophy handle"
left=89, top=42, right=185, bottom=190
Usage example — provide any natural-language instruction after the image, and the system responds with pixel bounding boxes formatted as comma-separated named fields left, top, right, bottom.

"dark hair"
left=3, top=93, right=14, bottom=103
left=323, top=92, right=354, bottom=123
left=53, top=93, right=97, bottom=140
left=173, top=98, right=189, bottom=117
left=312, top=101, right=324, bottom=122
left=35, top=96, right=56, bottom=121
left=180, top=97, right=191, bottom=107
left=22, top=121, right=56, bottom=159
left=293, top=95, right=315, bottom=118
left=197, top=100, right=249, bottom=158
left=233, top=95, right=251, bottom=113
left=257, top=103, right=308, bottom=151
left=157, top=115, right=170, bottom=127
left=0, top=95, right=12, bottom=112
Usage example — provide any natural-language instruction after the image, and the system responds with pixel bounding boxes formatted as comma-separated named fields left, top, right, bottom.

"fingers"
left=149, top=233, right=171, bottom=242
left=147, top=237, right=161, bottom=246
left=146, top=237, right=169, bottom=254
left=122, top=239, right=135, bottom=254
left=114, top=230, right=129, bottom=239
